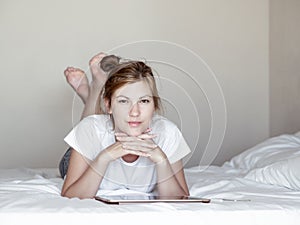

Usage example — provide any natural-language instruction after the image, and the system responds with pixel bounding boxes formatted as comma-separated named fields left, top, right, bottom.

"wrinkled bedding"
left=1, top=133, right=300, bottom=225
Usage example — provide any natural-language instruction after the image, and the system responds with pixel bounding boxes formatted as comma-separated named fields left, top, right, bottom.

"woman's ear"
left=104, top=99, right=112, bottom=114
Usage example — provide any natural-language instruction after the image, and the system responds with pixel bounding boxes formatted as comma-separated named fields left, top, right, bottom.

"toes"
left=64, top=67, right=74, bottom=76
left=89, top=52, right=107, bottom=66
left=64, top=68, right=70, bottom=76
left=64, top=67, right=85, bottom=80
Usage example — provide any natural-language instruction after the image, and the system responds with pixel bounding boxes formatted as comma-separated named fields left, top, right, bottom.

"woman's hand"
left=114, top=132, right=189, bottom=196
left=114, top=132, right=167, bottom=164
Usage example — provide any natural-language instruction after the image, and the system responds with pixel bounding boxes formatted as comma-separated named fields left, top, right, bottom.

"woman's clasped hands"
left=102, top=129, right=166, bottom=164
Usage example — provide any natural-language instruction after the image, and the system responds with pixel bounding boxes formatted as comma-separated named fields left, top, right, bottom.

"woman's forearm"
left=155, top=159, right=188, bottom=196
left=62, top=153, right=110, bottom=199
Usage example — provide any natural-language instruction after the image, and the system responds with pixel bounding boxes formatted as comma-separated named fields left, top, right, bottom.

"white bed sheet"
left=2, top=133, right=300, bottom=225
left=1, top=165, right=300, bottom=225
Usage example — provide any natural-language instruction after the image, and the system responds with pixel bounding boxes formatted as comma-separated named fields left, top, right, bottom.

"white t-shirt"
left=64, top=114, right=191, bottom=193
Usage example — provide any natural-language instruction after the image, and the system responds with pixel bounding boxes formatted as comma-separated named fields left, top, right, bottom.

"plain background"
left=0, top=0, right=299, bottom=168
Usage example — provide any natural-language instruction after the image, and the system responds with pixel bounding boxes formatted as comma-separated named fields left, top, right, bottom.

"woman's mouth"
left=128, top=121, right=142, bottom=127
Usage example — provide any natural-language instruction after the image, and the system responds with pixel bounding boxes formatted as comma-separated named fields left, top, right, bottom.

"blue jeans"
left=59, top=148, right=71, bottom=178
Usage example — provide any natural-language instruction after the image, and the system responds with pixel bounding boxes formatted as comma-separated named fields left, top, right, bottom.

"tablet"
left=95, top=195, right=210, bottom=204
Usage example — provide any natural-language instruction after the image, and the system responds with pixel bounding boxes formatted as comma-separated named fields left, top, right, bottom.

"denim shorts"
left=59, top=148, right=71, bottom=178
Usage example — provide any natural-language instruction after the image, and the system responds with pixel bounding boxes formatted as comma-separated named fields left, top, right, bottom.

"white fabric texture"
left=3, top=133, right=300, bottom=224
left=245, top=155, right=300, bottom=190
left=224, top=133, right=300, bottom=170
left=64, top=114, right=191, bottom=192
left=223, top=132, right=300, bottom=191
left=2, top=165, right=300, bottom=225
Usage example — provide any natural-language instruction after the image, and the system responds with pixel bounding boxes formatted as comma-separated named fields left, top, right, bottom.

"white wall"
left=0, top=0, right=269, bottom=168
left=270, top=0, right=300, bottom=137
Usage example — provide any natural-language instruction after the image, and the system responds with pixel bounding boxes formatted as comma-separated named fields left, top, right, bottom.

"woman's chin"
left=118, top=125, right=148, bottom=137
left=127, top=129, right=143, bottom=137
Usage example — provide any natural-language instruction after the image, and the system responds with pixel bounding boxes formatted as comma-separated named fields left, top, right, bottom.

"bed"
left=1, top=132, right=300, bottom=225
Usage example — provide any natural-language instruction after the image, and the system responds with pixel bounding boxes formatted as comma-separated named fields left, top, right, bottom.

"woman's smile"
left=128, top=121, right=142, bottom=127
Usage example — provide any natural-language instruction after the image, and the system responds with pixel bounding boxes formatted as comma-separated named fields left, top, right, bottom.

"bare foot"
left=89, top=52, right=108, bottom=87
left=64, top=67, right=89, bottom=103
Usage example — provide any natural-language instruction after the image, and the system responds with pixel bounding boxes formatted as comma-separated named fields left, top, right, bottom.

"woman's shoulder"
left=81, top=114, right=110, bottom=123
left=77, top=114, right=112, bottom=130
left=151, top=114, right=179, bottom=132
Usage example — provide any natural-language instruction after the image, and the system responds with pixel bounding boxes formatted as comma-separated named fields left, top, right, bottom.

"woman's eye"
left=118, top=99, right=129, bottom=104
left=139, top=99, right=150, bottom=104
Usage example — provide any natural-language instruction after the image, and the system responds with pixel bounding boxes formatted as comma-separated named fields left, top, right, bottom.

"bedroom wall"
left=270, top=0, right=300, bottom=137
left=0, top=0, right=269, bottom=168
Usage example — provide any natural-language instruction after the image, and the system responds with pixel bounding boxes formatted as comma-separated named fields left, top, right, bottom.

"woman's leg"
left=64, top=52, right=108, bottom=118
left=59, top=52, right=108, bottom=178
left=64, top=67, right=89, bottom=104
left=81, top=52, right=107, bottom=118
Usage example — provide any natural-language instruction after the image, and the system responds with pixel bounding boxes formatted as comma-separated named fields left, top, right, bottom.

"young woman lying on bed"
left=60, top=53, right=191, bottom=199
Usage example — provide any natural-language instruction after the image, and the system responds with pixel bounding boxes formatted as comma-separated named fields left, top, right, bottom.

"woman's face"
left=108, top=80, right=155, bottom=136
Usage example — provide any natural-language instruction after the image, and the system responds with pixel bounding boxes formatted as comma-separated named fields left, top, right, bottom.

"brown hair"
left=100, top=55, right=161, bottom=112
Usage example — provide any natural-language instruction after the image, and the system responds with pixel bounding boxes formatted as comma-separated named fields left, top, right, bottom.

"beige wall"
left=0, top=0, right=269, bottom=168
left=270, top=0, right=300, bottom=137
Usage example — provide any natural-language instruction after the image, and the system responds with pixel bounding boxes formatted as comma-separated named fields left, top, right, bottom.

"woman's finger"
left=123, top=149, right=151, bottom=157
left=137, top=133, right=157, bottom=139
left=114, top=132, right=128, bottom=137
left=116, top=133, right=156, bottom=142
left=115, top=135, right=140, bottom=142
left=122, top=141, right=157, bottom=150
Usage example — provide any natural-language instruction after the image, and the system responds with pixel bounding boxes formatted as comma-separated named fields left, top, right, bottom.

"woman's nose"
left=129, top=102, right=140, bottom=117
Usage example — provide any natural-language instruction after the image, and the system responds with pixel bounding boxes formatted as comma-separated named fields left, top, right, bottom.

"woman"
left=61, top=53, right=191, bottom=199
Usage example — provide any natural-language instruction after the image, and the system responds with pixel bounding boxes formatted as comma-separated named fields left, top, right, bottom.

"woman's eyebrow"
left=116, top=95, right=152, bottom=99
left=139, top=95, right=153, bottom=99
left=115, top=95, right=130, bottom=99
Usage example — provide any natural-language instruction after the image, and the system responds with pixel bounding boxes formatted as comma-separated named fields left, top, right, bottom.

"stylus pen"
left=211, top=198, right=251, bottom=202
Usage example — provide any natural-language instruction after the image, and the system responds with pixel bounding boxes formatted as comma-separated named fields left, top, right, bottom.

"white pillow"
left=224, top=134, right=300, bottom=170
left=295, top=131, right=300, bottom=138
left=245, top=155, right=300, bottom=190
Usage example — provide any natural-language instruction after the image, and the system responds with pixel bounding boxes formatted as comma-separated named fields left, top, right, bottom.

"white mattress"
left=1, top=133, right=300, bottom=225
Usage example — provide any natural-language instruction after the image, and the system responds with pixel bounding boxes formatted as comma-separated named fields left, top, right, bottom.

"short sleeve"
left=169, top=133, right=191, bottom=163
left=152, top=116, right=191, bottom=164
left=64, top=116, right=102, bottom=160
